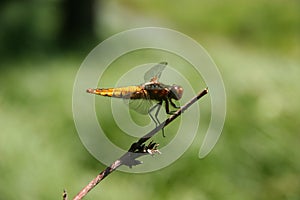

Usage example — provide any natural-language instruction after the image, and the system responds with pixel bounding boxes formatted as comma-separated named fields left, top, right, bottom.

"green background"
left=1, top=1, right=299, bottom=199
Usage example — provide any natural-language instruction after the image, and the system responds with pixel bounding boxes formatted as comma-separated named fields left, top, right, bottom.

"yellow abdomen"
left=87, top=86, right=142, bottom=99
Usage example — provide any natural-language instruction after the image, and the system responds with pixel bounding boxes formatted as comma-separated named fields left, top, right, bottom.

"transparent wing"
left=128, top=98, right=154, bottom=115
left=123, top=90, right=154, bottom=115
left=144, top=62, right=168, bottom=82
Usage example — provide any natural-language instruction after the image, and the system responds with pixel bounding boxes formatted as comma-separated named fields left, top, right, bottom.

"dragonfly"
left=86, top=62, right=184, bottom=136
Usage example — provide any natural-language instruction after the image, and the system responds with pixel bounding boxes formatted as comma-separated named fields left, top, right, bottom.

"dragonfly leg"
left=148, top=102, right=161, bottom=126
left=149, top=101, right=165, bottom=137
left=154, top=103, right=166, bottom=137
left=170, top=99, right=180, bottom=108
left=167, top=99, right=180, bottom=114
left=164, top=99, right=170, bottom=114
left=154, top=103, right=162, bottom=123
left=165, top=99, right=178, bottom=114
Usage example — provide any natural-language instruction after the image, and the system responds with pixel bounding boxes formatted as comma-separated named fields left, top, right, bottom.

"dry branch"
left=70, top=88, right=208, bottom=200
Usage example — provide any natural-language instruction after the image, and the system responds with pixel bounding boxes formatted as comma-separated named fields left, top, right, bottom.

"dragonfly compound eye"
left=170, top=85, right=183, bottom=100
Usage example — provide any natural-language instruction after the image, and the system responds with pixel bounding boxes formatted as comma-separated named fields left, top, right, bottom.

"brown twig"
left=71, top=88, right=208, bottom=200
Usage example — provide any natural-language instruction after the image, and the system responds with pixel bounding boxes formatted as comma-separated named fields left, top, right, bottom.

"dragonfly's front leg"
left=164, top=99, right=170, bottom=114
left=167, top=99, right=181, bottom=114
left=165, top=99, right=179, bottom=115
left=170, top=99, right=180, bottom=109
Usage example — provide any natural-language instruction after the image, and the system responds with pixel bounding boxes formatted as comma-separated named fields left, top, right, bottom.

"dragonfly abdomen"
left=87, top=86, right=143, bottom=99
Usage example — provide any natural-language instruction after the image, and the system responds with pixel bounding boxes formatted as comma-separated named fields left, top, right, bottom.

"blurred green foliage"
left=0, top=1, right=299, bottom=200
left=104, top=0, right=299, bottom=56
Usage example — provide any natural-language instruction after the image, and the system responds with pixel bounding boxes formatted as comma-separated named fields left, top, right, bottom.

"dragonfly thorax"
left=169, top=84, right=183, bottom=100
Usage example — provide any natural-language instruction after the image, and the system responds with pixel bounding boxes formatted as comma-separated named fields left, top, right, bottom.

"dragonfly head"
left=169, top=84, right=183, bottom=100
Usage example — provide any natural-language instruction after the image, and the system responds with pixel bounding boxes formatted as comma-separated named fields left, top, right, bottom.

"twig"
left=71, top=88, right=208, bottom=200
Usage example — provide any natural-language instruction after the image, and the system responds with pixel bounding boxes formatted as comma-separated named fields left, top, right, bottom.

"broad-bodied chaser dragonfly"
left=86, top=62, right=183, bottom=136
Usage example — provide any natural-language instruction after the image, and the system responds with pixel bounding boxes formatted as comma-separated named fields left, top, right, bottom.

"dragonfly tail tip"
left=86, top=88, right=94, bottom=93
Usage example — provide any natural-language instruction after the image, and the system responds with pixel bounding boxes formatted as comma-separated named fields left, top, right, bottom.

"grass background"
left=1, top=1, right=299, bottom=199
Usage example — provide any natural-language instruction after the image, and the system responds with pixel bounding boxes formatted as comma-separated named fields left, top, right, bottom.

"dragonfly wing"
left=128, top=98, right=154, bottom=115
left=122, top=89, right=153, bottom=115
left=144, top=62, right=168, bottom=82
